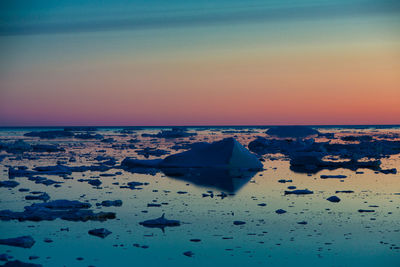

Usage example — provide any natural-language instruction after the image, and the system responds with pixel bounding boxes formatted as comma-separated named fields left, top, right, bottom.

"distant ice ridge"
left=266, top=126, right=319, bottom=138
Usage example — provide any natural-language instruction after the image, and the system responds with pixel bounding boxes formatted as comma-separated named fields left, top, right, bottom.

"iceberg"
left=122, top=137, right=263, bottom=171
left=121, top=138, right=263, bottom=192
left=159, top=137, right=263, bottom=170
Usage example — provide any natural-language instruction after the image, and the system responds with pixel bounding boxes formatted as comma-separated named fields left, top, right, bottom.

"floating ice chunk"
left=266, top=126, right=320, bottom=138
left=24, top=130, right=74, bottom=139
left=0, top=236, right=35, bottom=248
left=320, top=175, right=347, bottom=179
left=142, top=128, right=197, bottom=139
left=0, top=200, right=116, bottom=222
left=88, top=228, right=112, bottom=238
left=2, top=260, right=42, bottom=266
left=74, top=133, right=103, bottom=140
left=121, top=158, right=162, bottom=168
left=327, top=196, right=341, bottom=202
left=284, top=189, right=314, bottom=195
left=0, top=180, right=19, bottom=188
left=97, top=200, right=122, bottom=207
left=139, top=213, right=180, bottom=231
left=275, top=209, right=287, bottom=214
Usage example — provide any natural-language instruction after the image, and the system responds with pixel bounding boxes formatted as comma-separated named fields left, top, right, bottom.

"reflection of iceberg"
left=161, top=167, right=257, bottom=193
left=121, top=137, right=263, bottom=192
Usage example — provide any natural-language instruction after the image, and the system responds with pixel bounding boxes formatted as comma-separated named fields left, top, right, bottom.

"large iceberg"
left=122, top=137, right=262, bottom=170
left=159, top=137, right=263, bottom=170
left=121, top=137, right=263, bottom=192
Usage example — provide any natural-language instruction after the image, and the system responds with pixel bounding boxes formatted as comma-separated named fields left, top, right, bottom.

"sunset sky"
left=0, top=0, right=399, bottom=126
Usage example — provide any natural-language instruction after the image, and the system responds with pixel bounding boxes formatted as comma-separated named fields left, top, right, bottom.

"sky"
left=0, top=0, right=399, bottom=126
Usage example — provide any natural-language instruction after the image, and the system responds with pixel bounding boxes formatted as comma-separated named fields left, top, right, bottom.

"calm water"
left=0, top=127, right=399, bottom=266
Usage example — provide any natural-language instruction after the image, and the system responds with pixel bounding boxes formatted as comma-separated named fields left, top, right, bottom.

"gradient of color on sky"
left=0, top=0, right=399, bottom=126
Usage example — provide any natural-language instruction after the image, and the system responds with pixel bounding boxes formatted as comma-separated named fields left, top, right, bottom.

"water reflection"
left=161, top=167, right=258, bottom=193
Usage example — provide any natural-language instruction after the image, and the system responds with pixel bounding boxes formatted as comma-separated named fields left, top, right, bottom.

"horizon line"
left=1, top=124, right=400, bottom=129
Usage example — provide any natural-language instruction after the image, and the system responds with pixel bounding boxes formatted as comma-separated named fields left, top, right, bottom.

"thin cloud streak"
left=1, top=1, right=399, bottom=36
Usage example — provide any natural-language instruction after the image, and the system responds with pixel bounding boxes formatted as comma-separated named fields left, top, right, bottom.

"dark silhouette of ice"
left=24, top=130, right=74, bottom=139
left=139, top=213, right=180, bottom=231
left=142, top=128, right=197, bottom=139
left=1, top=260, right=42, bottom=266
left=0, top=236, right=35, bottom=248
left=341, top=135, right=373, bottom=142
left=135, top=147, right=170, bottom=158
left=0, top=200, right=116, bottom=222
left=121, top=158, right=163, bottom=168
left=0, top=180, right=19, bottom=188
left=284, top=189, right=314, bottom=195
left=25, top=192, right=50, bottom=201
left=119, top=181, right=149, bottom=190
left=63, top=127, right=98, bottom=132
left=320, top=175, right=347, bottom=179
left=87, top=179, right=102, bottom=187
left=27, top=176, right=63, bottom=186
left=31, top=144, right=65, bottom=153
left=358, top=209, right=375, bottom=213
left=275, top=209, right=287, bottom=214
left=327, top=196, right=341, bottom=202
left=249, top=136, right=400, bottom=174
left=9, top=164, right=112, bottom=178
left=0, top=254, right=12, bottom=261
left=0, top=141, right=64, bottom=153
left=88, top=228, right=112, bottom=238
left=74, top=133, right=104, bottom=140
left=97, top=200, right=122, bottom=207
left=266, top=126, right=320, bottom=138
left=183, top=251, right=194, bottom=257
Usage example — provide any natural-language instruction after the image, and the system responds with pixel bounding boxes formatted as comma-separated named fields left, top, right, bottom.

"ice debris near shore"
left=0, top=200, right=116, bottom=222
